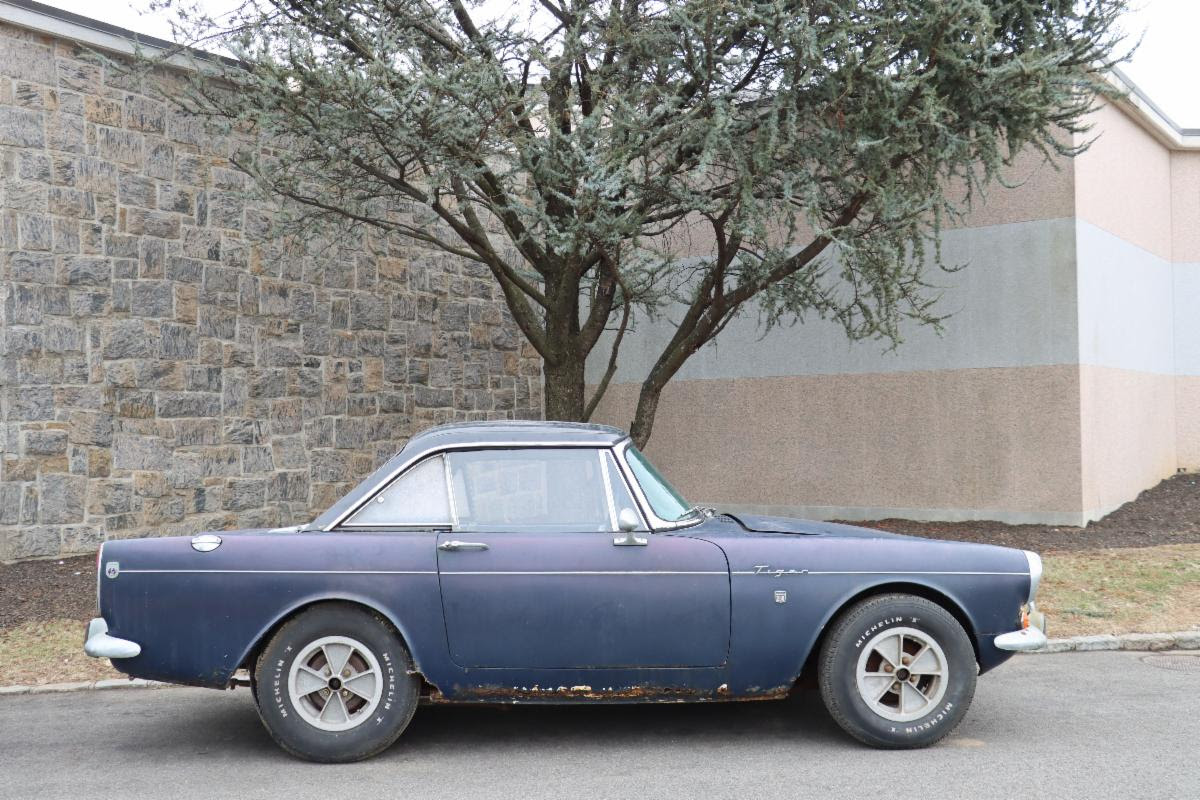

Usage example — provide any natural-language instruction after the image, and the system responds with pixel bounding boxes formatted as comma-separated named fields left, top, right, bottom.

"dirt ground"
left=852, top=473, right=1200, bottom=551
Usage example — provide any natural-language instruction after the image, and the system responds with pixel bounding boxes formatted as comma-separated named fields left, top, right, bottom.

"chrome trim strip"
left=598, top=450, right=618, bottom=530
left=1023, top=550, right=1043, bottom=602
left=442, top=454, right=460, bottom=528
left=119, top=569, right=438, bottom=575
left=95, top=540, right=104, bottom=613
left=731, top=569, right=1031, bottom=576
left=441, top=570, right=728, bottom=576
left=326, top=439, right=616, bottom=531
left=613, top=439, right=703, bottom=532
left=339, top=524, right=453, bottom=530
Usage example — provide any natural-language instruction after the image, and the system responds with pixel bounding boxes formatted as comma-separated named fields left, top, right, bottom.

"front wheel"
left=254, top=603, right=420, bottom=762
left=818, top=593, right=976, bottom=748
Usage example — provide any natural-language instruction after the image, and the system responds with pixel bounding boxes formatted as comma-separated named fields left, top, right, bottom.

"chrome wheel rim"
left=288, top=635, right=383, bottom=732
left=855, top=626, right=948, bottom=722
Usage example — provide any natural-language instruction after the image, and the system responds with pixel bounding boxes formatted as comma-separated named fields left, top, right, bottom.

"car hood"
left=721, top=513, right=917, bottom=540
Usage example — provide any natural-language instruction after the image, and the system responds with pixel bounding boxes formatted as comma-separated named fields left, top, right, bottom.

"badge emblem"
left=105, top=561, right=120, bottom=579
left=774, top=590, right=788, bottom=604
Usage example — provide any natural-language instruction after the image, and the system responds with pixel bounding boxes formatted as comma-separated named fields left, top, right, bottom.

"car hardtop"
left=308, top=420, right=630, bottom=531
left=410, top=419, right=628, bottom=449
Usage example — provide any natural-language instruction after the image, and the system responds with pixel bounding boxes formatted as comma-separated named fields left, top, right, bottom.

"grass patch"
left=1038, top=544, right=1200, bottom=638
left=0, top=619, right=122, bottom=686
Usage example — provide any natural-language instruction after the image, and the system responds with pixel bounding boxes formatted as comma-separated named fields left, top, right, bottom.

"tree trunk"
left=628, top=376, right=663, bottom=449
left=543, top=356, right=586, bottom=421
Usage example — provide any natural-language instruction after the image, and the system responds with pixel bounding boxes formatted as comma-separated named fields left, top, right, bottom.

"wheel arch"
left=234, top=593, right=426, bottom=682
left=796, top=581, right=981, bottom=686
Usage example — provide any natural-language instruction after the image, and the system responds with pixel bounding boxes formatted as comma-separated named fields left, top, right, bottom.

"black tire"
left=254, top=603, right=420, bottom=763
left=818, top=593, right=976, bottom=749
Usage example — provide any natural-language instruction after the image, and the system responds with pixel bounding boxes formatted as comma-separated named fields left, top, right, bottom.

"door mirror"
left=613, top=508, right=647, bottom=546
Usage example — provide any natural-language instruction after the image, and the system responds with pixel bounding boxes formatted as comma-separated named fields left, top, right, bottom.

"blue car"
left=85, top=421, right=1047, bottom=761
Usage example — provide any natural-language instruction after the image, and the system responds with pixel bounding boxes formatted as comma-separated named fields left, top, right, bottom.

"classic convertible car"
left=85, top=421, right=1046, bottom=761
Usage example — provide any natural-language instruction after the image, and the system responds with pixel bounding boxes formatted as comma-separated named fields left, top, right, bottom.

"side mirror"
left=613, top=508, right=647, bottom=546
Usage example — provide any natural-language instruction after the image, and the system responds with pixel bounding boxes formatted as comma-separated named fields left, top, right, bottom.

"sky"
left=30, top=0, right=1200, bottom=127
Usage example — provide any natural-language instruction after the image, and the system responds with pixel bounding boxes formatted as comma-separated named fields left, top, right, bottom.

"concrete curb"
left=0, top=678, right=168, bottom=696
left=1023, top=630, right=1200, bottom=654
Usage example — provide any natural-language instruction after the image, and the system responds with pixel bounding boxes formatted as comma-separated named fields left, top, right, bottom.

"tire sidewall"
left=255, top=605, right=417, bottom=762
left=821, top=596, right=976, bottom=748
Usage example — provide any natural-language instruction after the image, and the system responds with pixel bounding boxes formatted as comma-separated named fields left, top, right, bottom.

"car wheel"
left=817, top=593, right=976, bottom=748
left=254, top=603, right=419, bottom=762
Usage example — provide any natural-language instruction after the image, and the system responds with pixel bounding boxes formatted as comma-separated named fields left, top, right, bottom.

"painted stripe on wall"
left=588, top=217, right=1080, bottom=383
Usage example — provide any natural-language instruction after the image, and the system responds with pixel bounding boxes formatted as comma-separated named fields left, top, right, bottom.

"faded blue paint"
left=98, top=515, right=1028, bottom=700
left=96, top=422, right=1031, bottom=702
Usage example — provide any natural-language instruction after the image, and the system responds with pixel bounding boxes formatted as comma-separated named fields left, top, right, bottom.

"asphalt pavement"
left=1, top=651, right=1197, bottom=800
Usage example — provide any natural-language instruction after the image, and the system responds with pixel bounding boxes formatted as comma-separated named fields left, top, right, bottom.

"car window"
left=346, top=455, right=452, bottom=527
left=447, top=449, right=614, bottom=532
left=623, top=445, right=694, bottom=523
left=603, top=451, right=646, bottom=530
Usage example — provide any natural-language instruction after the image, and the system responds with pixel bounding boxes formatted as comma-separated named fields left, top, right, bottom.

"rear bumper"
left=83, top=618, right=141, bottom=659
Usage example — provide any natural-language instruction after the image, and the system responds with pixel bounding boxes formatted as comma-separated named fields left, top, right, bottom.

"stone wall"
left=0, top=22, right=542, bottom=561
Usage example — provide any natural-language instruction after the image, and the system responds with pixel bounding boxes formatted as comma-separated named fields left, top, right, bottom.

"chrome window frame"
left=612, top=439, right=702, bottom=532
left=597, top=449, right=618, bottom=530
left=328, top=440, right=650, bottom=533
left=340, top=453, right=454, bottom=530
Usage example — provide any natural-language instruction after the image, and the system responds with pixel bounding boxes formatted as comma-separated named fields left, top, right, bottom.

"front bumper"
left=83, top=618, right=141, bottom=659
left=994, top=604, right=1048, bottom=652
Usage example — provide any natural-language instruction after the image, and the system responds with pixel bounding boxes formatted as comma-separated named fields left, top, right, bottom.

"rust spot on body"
left=431, top=683, right=794, bottom=703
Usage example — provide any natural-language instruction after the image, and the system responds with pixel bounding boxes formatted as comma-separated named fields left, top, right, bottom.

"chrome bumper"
left=994, top=627, right=1048, bottom=651
left=994, top=604, right=1048, bottom=652
left=83, top=618, right=141, bottom=659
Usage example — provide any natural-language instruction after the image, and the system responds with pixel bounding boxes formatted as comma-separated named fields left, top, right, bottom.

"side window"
left=346, top=455, right=452, bottom=527
left=447, top=449, right=613, bottom=532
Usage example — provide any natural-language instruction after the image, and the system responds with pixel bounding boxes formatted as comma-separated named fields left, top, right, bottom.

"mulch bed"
left=0, top=555, right=96, bottom=629
left=851, top=473, right=1200, bottom=552
left=2, top=475, right=1197, bottom=630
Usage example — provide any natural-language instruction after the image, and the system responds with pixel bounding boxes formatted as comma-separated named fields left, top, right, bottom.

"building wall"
left=592, top=98, right=1200, bottom=526
left=1072, top=102, right=1197, bottom=515
left=1172, top=149, right=1200, bottom=470
left=591, top=158, right=1090, bottom=524
left=0, top=23, right=541, bottom=561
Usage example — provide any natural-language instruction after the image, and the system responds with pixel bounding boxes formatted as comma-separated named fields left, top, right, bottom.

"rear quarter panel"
left=99, top=531, right=445, bottom=688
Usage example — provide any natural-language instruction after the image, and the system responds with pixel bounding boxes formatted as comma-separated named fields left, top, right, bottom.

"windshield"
left=624, top=445, right=696, bottom=523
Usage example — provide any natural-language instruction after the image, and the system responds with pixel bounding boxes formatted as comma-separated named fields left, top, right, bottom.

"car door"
left=435, top=447, right=731, bottom=669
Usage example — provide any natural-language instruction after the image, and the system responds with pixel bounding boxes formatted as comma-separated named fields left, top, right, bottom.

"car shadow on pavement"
left=116, top=687, right=850, bottom=762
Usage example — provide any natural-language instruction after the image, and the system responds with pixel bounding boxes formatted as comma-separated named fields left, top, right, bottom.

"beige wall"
left=593, top=366, right=1086, bottom=524
left=953, top=145, right=1075, bottom=231
left=1078, top=366, right=1179, bottom=518
left=1074, top=102, right=1174, bottom=261
left=1171, top=151, right=1200, bottom=263
left=1177, top=377, right=1200, bottom=470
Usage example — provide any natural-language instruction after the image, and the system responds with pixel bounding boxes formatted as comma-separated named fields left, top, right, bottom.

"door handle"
left=438, top=540, right=490, bottom=551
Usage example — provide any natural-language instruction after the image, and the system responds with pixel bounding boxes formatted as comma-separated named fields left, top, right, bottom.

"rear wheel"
left=254, top=603, right=419, bottom=762
left=818, top=594, right=976, bottom=748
